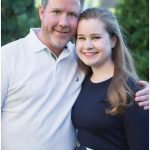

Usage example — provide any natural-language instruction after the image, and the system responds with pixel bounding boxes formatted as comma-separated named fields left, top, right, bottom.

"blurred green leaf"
left=2, top=0, right=40, bottom=45
left=115, top=0, right=149, bottom=80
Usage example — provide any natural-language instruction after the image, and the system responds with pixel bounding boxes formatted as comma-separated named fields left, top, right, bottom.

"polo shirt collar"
left=27, top=28, right=47, bottom=52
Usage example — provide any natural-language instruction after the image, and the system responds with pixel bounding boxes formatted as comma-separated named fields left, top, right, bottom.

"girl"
left=72, top=8, right=149, bottom=150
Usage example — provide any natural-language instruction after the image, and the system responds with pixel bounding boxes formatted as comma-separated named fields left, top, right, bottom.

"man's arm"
left=135, top=80, right=149, bottom=110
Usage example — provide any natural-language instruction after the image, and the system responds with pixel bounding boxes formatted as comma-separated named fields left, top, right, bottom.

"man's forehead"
left=48, top=0, right=81, bottom=10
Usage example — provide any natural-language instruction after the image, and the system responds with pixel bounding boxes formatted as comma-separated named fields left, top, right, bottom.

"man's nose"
left=58, top=14, right=69, bottom=27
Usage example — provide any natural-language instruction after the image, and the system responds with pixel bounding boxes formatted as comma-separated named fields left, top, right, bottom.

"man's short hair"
left=41, top=0, right=85, bottom=9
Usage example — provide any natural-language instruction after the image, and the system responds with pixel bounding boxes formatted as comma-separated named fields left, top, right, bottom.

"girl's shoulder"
left=127, top=77, right=141, bottom=93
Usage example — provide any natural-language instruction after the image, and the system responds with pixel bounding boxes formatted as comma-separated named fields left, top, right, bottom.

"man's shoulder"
left=1, top=33, right=31, bottom=60
left=127, top=77, right=140, bottom=93
left=1, top=29, right=34, bottom=55
left=1, top=29, right=36, bottom=53
left=2, top=39, right=23, bottom=51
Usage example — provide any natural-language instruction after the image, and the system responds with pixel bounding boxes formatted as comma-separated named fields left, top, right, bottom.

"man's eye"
left=52, top=10, right=61, bottom=15
left=69, top=13, right=78, bottom=17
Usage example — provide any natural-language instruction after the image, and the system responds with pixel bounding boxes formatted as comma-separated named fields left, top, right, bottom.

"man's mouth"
left=54, top=29, right=69, bottom=34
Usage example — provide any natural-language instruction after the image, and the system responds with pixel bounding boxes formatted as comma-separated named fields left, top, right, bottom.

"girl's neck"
left=91, top=62, right=114, bottom=83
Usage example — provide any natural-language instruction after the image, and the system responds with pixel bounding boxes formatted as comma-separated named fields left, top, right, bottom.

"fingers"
left=135, top=80, right=149, bottom=110
left=138, top=100, right=149, bottom=107
left=144, top=106, right=149, bottom=110
left=138, top=101, right=149, bottom=110
left=138, top=80, right=149, bottom=88
left=135, top=94, right=149, bottom=102
left=135, top=86, right=149, bottom=97
left=136, top=89, right=149, bottom=97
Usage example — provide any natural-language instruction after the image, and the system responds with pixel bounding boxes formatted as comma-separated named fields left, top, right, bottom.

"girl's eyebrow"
left=77, top=33, right=102, bottom=36
left=77, top=34, right=85, bottom=37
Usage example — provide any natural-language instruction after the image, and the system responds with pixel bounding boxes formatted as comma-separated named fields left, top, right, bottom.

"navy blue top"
left=71, top=76, right=149, bottom=150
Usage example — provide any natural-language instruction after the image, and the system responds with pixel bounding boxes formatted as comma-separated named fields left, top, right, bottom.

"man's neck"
left=37, top=30, right=64, bottom=57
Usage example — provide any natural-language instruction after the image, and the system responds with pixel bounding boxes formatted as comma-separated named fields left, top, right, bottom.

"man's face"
left=39, top=0, right=81, bottom=52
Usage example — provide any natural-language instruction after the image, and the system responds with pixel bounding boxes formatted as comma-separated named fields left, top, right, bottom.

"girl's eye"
left=93, top=36, right=101, bottom=40
left=77, top=37, right=85, bottom=40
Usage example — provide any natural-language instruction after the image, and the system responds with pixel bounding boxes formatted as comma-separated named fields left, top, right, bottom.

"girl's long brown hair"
left=77, top=8, right=138, bottom=115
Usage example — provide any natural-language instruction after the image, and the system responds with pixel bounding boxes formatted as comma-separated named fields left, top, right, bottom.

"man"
left=1, top=0, right=149, bottom=150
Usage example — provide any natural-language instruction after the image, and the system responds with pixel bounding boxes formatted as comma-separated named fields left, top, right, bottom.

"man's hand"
left=135, top=80, right=149, bottom=110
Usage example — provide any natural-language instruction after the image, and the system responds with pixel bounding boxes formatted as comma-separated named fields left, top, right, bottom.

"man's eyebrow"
left=91, top=33, right=102, bottom=36
left=72, top=10, right=80, bottom=14
left=51, top=8, right=80, bottom=13
left=69, top=10, right=80, bottom=16
left=51, top=8, right=61, bottom=11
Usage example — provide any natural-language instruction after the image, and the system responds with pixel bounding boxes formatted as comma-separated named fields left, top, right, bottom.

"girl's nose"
left=85, top=40, right=94, bottom=50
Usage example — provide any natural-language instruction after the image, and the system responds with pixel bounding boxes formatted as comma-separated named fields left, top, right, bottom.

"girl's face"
left=76, top=18, right=116, bottom=69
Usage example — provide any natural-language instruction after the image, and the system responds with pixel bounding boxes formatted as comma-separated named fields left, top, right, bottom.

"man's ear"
left=39, top=5, right=45, bottom=21
left=111, top=36, right=117, bottom=48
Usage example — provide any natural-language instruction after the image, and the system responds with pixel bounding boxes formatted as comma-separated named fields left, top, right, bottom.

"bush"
left=115, top=0, right=149, bottom=80
left=1, top=0, right=40, bottom=45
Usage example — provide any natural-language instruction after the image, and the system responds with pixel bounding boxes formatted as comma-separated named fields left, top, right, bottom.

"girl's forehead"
left=78, top=18, right=105, bottom=29
left=77, top=19, right=107, bottom=36
left=79, top=18, right=104, bottom=25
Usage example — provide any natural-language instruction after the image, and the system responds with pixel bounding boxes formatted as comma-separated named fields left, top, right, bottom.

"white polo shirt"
left=1, top=28, right=85, bottom=150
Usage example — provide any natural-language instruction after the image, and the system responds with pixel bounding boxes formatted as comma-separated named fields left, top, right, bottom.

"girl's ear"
left=111, top=36, right=117, bottom=48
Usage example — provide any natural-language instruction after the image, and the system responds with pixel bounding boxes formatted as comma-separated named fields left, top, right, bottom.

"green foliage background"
left=115, top=0, right=149, bottom=80
left=1, top=0, right=40, bottom=46
left=1, top=0, right=149, bottom=80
